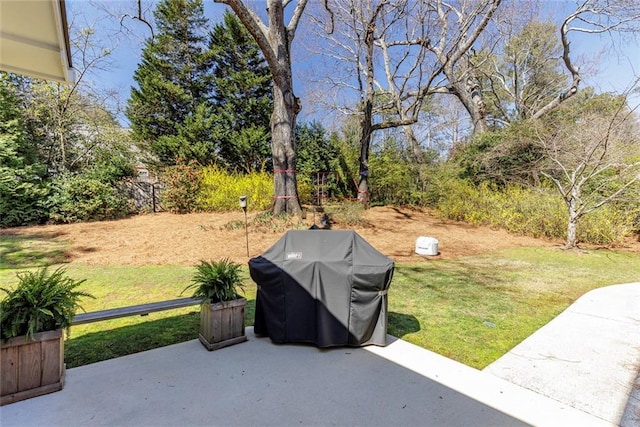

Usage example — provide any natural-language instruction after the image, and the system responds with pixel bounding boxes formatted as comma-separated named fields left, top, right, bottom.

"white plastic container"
left=415, top=236, right=439, bottom=256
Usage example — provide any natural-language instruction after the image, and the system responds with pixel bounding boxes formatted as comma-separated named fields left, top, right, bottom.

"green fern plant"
left=0, top=267, right=94, bottom=340
left=182, top=259, right=245, bottom=304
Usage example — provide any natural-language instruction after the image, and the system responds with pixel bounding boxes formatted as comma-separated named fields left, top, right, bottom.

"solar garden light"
left=239, top=196, right=249, bottom=257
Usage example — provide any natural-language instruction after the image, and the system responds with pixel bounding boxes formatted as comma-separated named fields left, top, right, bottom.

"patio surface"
left=1, top=283, right=638, bottom=427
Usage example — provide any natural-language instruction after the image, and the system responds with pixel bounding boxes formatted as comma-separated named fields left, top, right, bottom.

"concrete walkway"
left=485, top=282, right=640, bottom=426
left=2, top=283, right=638, bottom=426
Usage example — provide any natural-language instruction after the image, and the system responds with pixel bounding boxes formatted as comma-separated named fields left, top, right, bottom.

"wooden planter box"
left=199, top=298, right=247, bottom=351
left=1, top=329, right=65, bottom=406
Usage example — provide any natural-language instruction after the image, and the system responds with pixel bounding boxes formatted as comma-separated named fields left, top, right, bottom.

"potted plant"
left=182, top=258, right=247, bottom=351
left=0, top=267, right=93, bottom=405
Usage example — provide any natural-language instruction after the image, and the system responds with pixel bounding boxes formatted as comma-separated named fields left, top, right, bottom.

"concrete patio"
left=1, top=282, right=638, bottom=427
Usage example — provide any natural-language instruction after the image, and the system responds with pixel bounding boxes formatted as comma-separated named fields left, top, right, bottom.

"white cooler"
left=415, top=236, right=439, bottom=256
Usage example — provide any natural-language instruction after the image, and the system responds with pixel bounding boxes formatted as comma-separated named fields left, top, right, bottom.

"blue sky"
left=67, top=0, right=639, bottom=126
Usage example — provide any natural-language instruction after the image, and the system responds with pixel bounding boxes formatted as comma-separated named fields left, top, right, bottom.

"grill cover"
left=249, top=230, right=394, bottom=347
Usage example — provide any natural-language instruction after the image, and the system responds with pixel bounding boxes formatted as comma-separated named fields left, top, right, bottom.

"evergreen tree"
left=0, top=74, right=50, bottom=227
left=209, top=11, right=272, bottom=172
left=126, top=0, right=214, bottom=165
left=296, top=121, right=337, bottom=174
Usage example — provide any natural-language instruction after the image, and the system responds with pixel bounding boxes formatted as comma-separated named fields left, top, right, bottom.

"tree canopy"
left=126, top=0, right=215, bottom=165
left=209, top=11, right=273, bottom=173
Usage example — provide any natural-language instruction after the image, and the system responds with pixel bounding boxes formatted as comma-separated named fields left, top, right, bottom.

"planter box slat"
left=1, top=347, right=18, bottom=395
left=1, top=379, right=64, bottom=406
left=18, top=342, right=41, bottom=391
left=1, top=330, right=61, bottom=348
left=41, top=337, right=63, bottom=386
left=232, top=304, right=244, bottom=337
left=222, top=307, right=232, bottom=341
left=1, top=330, right=65, bottom=406
left=198, top=298, right=247, bottom=351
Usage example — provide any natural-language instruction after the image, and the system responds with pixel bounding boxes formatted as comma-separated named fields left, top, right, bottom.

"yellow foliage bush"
left=197, top=166, right=273, bottom=211
left=435, top=178, right=634, bottom=244
left=580, top=206, right=636, bottom=245
left=297, top=174, right=314, bottom=205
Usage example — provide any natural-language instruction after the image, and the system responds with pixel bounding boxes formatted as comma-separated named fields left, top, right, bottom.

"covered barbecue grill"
left=248, top=230, right=394, bottom=347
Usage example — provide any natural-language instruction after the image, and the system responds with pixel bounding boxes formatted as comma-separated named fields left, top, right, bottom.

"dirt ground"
left=5, top=206, right=640, bottom=266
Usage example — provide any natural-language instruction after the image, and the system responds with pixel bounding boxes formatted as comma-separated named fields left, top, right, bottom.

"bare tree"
left=213, top=0, right=307, bottom=215
left=309, top=1, right=446, bottom=201
left=536, top=91, right=640, bottom=248
left=423, top=0, right=502, bottom=137
left=18, top=14, right=117, bottom=174
left=460, top=0, right=640, bottom=135
left=531, top=0, right=640, bottom=120
left=308, top=0, right=502, bottom=200
left=120, top=0, right=155, bottom=38
left=479, top=20, right=568, bottom=123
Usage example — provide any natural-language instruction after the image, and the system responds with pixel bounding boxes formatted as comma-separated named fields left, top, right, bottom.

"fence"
left=125, top=180, right=164, bottom=213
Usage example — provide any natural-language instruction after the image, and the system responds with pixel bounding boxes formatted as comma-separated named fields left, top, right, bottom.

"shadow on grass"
left=66, top=312, right=200, bottom=368
left=388, top=311, right=421, bottom=338
left=0, top=232, right=70, bottom=269
left=66, top=299, right=257, bottom=368
left=65, top=298, right=410, bottom=368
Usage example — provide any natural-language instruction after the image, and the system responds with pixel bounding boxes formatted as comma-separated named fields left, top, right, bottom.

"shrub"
left=0, top=165, right=50, bottom=227
left=48, top=174, right=131, bottom=223
left=580, top=206, right=637, bottom=245
left=365, top=143, right=441, bottom=207
left=197, top=165, right=272, bottom=211
left=435, top=178, right=635, bottom=245
left=0, top=133, right=50, bottom=227
left=160, top=161, right=202, bottom=214
left=296, top=173, right=314, bottom=205
left=369, top=153, right=417, bottom=205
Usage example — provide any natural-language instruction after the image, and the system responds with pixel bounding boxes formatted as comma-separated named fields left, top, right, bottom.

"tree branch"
left=531, top=13, right=581, bottom=119
left=120, top=0, right=154, bottom=38
left=287, top=0, right=309, bottom=36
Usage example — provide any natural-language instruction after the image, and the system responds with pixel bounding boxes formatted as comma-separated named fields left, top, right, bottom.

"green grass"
left=1, top=261, right=257, bottom=368
left=3, top=233, right=639, bottom=369
left=64, top=298, right=256, bottom=368
left=0, top=231, right=69, bottom=268
left=390, top=247, right=640, bottom=368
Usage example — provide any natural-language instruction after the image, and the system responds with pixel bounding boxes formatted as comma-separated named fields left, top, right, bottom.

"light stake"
left=239, top=196, right=249, bottom=257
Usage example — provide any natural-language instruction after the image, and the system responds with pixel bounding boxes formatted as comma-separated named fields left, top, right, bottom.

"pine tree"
left=0, top=74, right=50, bottom=227
left=209, top=11, right=272, bottom=172
left=126, top=0, right=214, bottom=165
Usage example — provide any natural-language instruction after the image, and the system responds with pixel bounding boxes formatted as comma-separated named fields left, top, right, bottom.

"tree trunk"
left=357, top=12, right=377, bottom=205
left=431, top=1, right=501, bottom=138
left=215, top=0, right=306, bottom=216
left=268, top=0, right=302, bottom=215
left=402, top=124, right=424, bottom=163
left=566, top=214, right=578, bottom=249
left=447, top=72, right=489, bottom=137
left=358, top=97, right=372, bottom=203
left=271, top=75, right=301, bottom=215
left=565, top=188, right=580, bottom=249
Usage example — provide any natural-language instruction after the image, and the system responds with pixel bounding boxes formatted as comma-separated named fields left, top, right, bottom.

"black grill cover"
left=248, top=230, right=394, bottom=347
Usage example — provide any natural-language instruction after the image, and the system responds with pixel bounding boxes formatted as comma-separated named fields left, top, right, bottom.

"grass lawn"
left=2, top=234, right=639, bottom=369
left=390, top=247, right=640, bottom=368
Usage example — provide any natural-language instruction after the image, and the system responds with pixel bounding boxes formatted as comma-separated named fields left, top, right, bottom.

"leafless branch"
left=120, top=0, right=154, bottom=38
